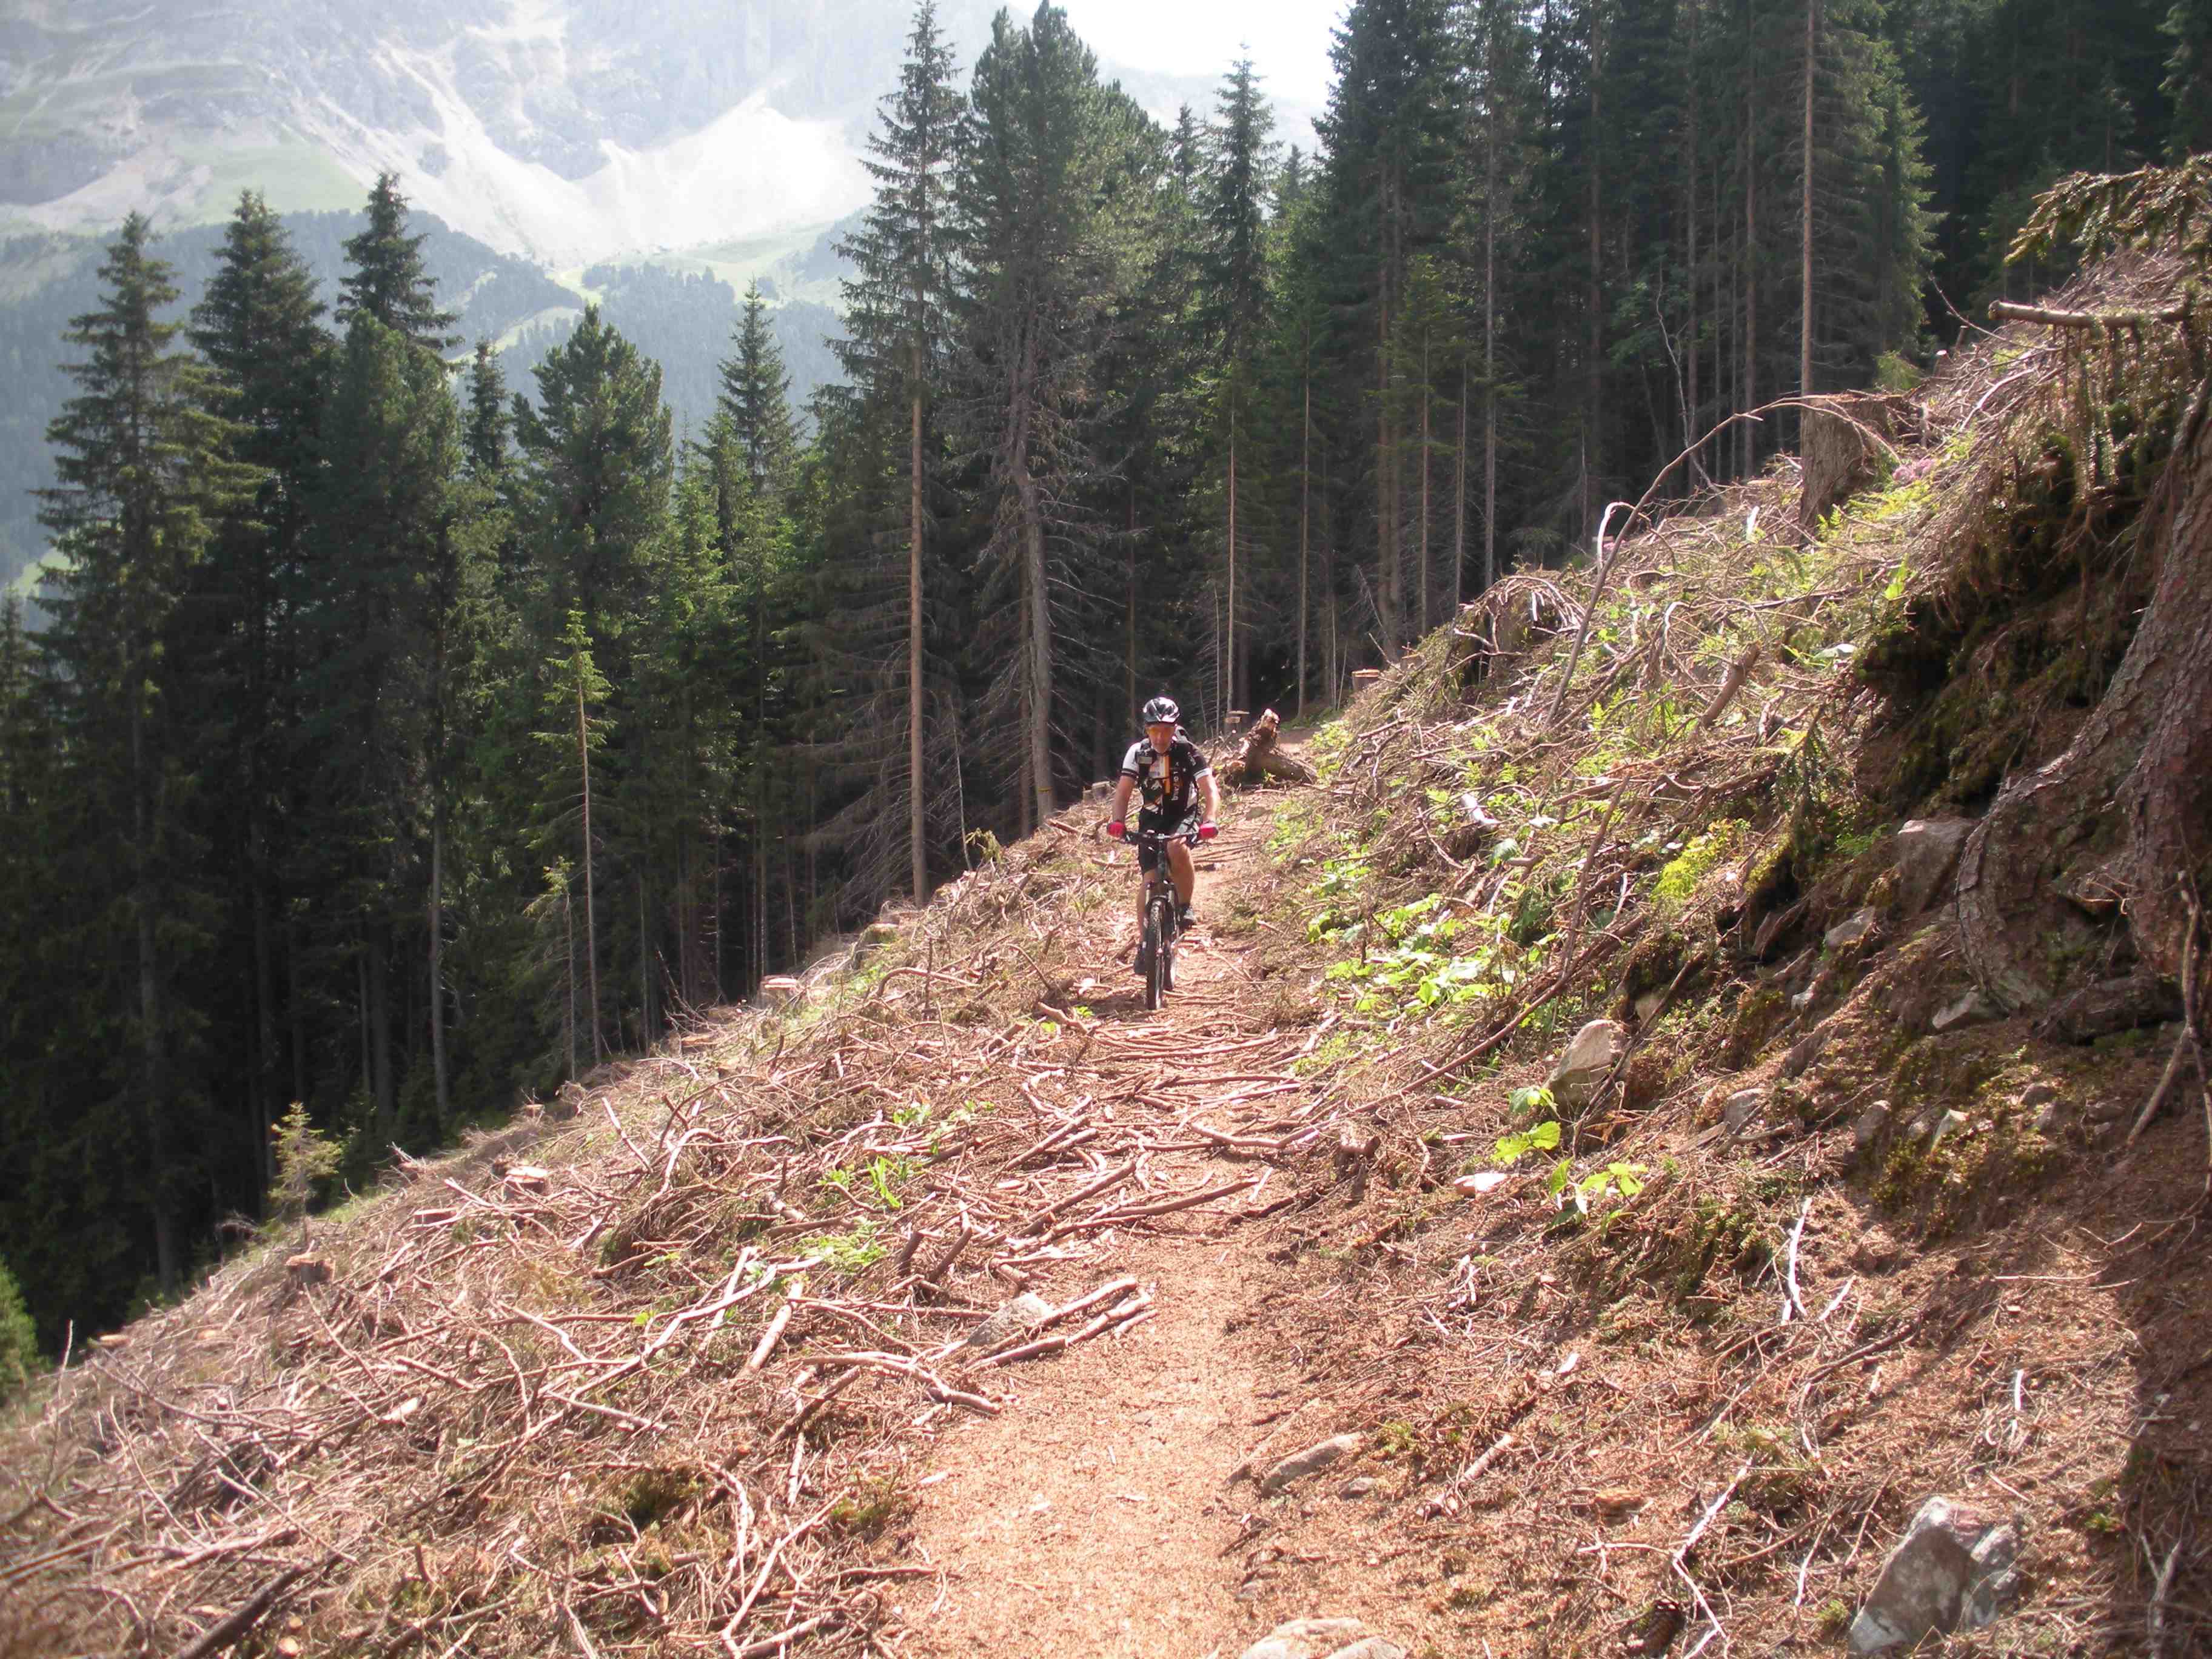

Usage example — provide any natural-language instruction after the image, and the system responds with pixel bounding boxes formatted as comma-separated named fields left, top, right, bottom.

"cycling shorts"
left=1136, top=807, right=1196, bottom=873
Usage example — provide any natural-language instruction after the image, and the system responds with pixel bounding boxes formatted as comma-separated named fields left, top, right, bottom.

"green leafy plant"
left=819, top=1222, right=885, bottom=1275
left=1493, top=1120, right=1561, bottom=1164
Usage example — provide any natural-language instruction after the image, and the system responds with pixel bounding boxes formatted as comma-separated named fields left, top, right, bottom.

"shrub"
left=0, top=1255, right=38, bottom=1405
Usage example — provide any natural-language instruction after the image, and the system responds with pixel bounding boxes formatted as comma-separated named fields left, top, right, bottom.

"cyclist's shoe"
left=1131, top=942, right=1151, bottom=976
left=1178, top=903, right=1195, bottom=931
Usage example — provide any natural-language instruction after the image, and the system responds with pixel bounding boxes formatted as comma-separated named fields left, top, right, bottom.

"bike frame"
left=1128, top=826, right=1198, bottom=1011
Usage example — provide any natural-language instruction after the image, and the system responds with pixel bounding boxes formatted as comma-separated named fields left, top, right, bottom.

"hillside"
left=0, top=210, right=845, bottom=594
left=6, top=241, right=2212, bottom=1658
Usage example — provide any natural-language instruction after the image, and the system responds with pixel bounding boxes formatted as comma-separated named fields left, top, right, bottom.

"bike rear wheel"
left=1143, top=899, right=1167, bottom=1011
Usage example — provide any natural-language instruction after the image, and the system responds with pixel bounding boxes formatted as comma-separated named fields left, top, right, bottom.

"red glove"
left=1198, top=822, right=1218, bottom=840
left=1107, top=820, right=1126, bottom=839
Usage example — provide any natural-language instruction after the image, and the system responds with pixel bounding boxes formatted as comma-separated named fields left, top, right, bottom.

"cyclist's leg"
left=1166, top=831, right=1196, bottom=910
left=1134, top=810, right=1164, bottom=962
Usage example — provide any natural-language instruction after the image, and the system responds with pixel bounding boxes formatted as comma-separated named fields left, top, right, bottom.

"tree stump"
left=1217, top=708, right=1315, bottom=788
left=1957, top=383, right=2212, bottom=1019
left=1797, top=392, right=1922, bottom=539
left=285, top=1254, right=330, bottom=1289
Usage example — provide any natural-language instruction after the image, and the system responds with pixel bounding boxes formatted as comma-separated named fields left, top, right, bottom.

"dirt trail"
left=903, top=814, right=1300, bottom=1657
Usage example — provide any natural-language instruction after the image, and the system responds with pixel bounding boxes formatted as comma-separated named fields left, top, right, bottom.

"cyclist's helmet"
left=1142, top=695, right=1180, bottom=726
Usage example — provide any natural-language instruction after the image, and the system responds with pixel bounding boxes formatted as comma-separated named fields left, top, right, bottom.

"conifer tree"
left=835, top=0, right=966, bottom=903
left=337, top=173, right=461, bottom=354
left=296, top=315, right=468, bottom=1142
left=463, top=341, right=512, bottom=480
left=536, top=613, right=613, bottom=1067
left=719, top=283, right=800, bottom=501
left=1315, top=0, right=1460, bottom=653
left=514, top=305, right=674, bottom=654
left=187, top=190, right=330, bottom=1178
left=1202, top=55, right=1280, bottom=714
left=957, top=2, right=1155, bottom=828
left=2165, top=0, right=2212, bottom=154
left=36, top=214, right=256, bottom=1289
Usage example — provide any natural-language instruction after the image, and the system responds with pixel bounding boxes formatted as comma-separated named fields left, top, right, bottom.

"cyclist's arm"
left=1109, top=776, right=1134, bottom=823
left=1197, top=769, right=1221, bottom=825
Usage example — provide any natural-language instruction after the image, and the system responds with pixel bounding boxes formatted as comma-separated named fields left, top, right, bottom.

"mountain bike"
left=1130, top=826, right=1201, bottom=1012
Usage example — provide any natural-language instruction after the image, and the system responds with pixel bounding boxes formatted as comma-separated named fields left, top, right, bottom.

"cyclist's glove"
left=1107, top=820, right=1126, bottom=839
left=1197, top=822, right=1218, bottom=840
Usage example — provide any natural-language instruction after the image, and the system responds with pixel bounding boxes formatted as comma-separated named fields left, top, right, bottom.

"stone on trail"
left=1848, top=1497, right=2021, bottom=1654
left=1721, top=1086, right=1768, bottom=1133
left=1894, top=819, right=1975, bottom=916
left=1239, top=1618, right=1406, bottom=1659
left=1782, top=1025, right=1829, bottom=1078
left=1259, top=1433, right=1365, bottom=1496
left=958, top=1291, right=1054, bottom=1352
left=1931, top=989, right=1996, bottom=1033
left=1852, top=1100, right=1892, bottom=1153
left=1549, top=1019, right=1627, bottom=1108
left=1825, top=908, right=1879, bottom=950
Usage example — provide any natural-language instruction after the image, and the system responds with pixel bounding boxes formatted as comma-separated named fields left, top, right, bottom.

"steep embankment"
left=9, top=244, right=2212, bottom=1659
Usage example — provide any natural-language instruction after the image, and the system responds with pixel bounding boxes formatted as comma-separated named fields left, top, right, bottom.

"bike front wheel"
left=1143, top=900, right=1168, bottom=1011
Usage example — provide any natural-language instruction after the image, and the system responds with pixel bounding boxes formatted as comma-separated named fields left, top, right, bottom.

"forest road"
left=902, top=781, right=1324, bottom=1658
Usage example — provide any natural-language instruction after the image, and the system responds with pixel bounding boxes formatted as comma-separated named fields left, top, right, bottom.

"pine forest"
left=4, top=0, right=2207, bottom=1347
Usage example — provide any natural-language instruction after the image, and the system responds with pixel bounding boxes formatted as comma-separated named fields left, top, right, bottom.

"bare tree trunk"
left=1419, top=327, right=1432, bottom=637
left=1298, top=326, right=1311, bottom=717
left=562, top=878, right=576, bottom=1079
left=909, top=365, right=927, bottom=905
left=1021, top=475, right=1054, bottom=830
left=369, top=929, right=394, bottom=1141
left=577, top=673, right=602, bottom=1064
left=1586, top=0, right=1605, bottom=537
left=1687, top=0, right=1702, bottom=478
left=1448, top=352, right=1463, bottom=613
left=1800, top=0, right=1817, bottom=421
left=132, top=696, right=178, bottom=1292
left=1743, top=33, right=1758, bottom=480
left=429, top=806, right=447, bottom=1134
left=251, top=826, right=275, bottom=1199
left=1227, top=395, right=1239, bottom=714
left=1126, top=483, right=1138, bottom=719
left=1484, top=102, right=1498, bottom=595
left=1376, top=179, right=1402, bottom=655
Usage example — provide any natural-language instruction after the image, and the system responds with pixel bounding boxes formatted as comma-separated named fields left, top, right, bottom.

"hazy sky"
left=1054, top=0, right=1347, bottom=107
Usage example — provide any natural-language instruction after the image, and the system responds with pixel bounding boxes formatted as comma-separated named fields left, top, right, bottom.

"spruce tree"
left=1315, top=0, right=1460, bottom=652
left=295, top=315, right=464, bottom=1144
left=464, top=341, right=512, bottom=479
left=718, top=283, right=800, bottom=501
left=515, top=305, right=674, bottom=654
left=187, top=189, right=330, bottom=1182
left=956, top=2, right=1154, bottom=828
left=834, top=0, right=966, bottom=903
left=1202, top=55, right=1281, bottom=714
left=2166, top=0, right=2212, bottom=155
left=337, top=173, right=461, bottom=354
left=35, top=214, right=256, bottom=1291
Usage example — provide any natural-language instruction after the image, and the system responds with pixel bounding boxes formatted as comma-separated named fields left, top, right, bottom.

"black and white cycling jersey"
left=1119, top=732, right=1212, bottom=820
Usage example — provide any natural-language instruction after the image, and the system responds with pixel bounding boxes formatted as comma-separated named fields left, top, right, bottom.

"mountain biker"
left=1105, top=695, right=1219, bottom=959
